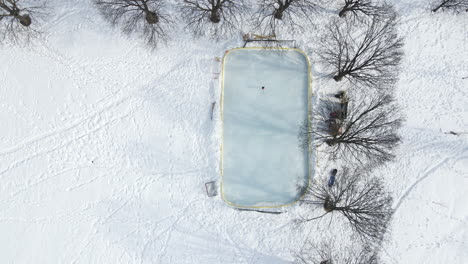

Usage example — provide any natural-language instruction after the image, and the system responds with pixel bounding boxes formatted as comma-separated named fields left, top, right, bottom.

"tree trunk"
left=339, top=6, right=351, bottom=17
left=333, top=73, right=345, bottom=81
left=431, top=5, right=442, bottom=12
left=18, top=14, right=31, bottom=27
left=432, top=1, right=447, bottom=13
left=274, top=9, right=284, bottom=20
left=145, top=11, right=159, bottom=24
left=339, top=1, right=353, bottom=17
left=338, top=9, right=346, bottom=17
left=210, top=9, right=221, bottom=23
left=324, top=196, right=335, bottom=212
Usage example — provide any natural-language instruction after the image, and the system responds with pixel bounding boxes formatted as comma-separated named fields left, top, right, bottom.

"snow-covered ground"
left=222, top=49, right=309, bottom=207
left=0, top=0, right=466, bottom=263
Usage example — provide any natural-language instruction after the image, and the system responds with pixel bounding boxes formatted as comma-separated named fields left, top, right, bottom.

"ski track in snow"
left=393, top=147, right=468, bottom=213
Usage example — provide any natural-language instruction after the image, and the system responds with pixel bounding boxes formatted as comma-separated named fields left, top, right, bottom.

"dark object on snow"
left=329, top=112, right=339, bottom=118
left=340, top=97, right=349, bottom=120
left=326, top=118, right=343, bottom=138
left=331, top=91, right=348, bottom=120
left=444, top=131, right=468, bottom=136
left=205, top=181, right=217, bottom=197
left=210, top=102, right=216, bottom=120
left=324, top=91, right=349, bottom=138
left=334, top=91, right=346, bottom=99
left=328, top=169, right=337, bottom=187
left=262, top=86, right=265, bottom=90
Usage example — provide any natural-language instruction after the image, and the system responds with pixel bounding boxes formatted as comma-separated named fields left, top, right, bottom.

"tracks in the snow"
left=393, top=146, right=468, bottom=213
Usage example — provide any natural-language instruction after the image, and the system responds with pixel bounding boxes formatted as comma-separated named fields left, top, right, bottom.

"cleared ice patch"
left=221, top=48, right=311, bottom=207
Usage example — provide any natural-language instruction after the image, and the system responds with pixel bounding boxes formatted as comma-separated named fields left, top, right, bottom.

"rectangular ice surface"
left=221, top=48, right=311, bottom=208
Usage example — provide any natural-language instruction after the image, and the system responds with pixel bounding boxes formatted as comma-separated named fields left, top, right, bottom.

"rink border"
left=219, top=47, right=313, bottom=209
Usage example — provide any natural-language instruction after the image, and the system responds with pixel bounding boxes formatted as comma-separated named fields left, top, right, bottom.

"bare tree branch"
left=295, top=239, right=380, bottom=264
left=181, top=0, right=248, bottom=38
left=338, top=0, right=393, bottom=22
left=300, top=168, right=394, bottom=244
left=318, top=14, right=404, bottom=87
left=431, top=0, right=468, bottom=13
left=300, top=92, right=404, bottom=166
left=253, top=0, right=322, bottom=36
left=94, top=0, right=170, bottom=48
left=0, top=0, right=45, bottom=45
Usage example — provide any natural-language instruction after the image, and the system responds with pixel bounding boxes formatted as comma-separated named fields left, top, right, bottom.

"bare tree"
left=181, top=0, right=247, bottom=38
left=94, top=0, right=169, bottom=48
left=338, top=0, right=392, bottom=21
left=300, top=168, right=394, bottom=244
left=296, top=239, right=380, bottom=264
left=300, top=93, right=404, bottom=166
left=318, top=15, right=403, bottom=86
left=0, top=0, right=45, bottom=44
left=431, top=0, right=468, bottom=13
left=254, top=0, right=322, bottom=35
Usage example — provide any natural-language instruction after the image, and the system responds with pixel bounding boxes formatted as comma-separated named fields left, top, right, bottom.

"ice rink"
left=221, top=48, right=311, bottom=207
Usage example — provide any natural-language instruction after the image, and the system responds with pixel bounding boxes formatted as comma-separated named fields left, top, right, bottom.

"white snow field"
left=0, top=0, right=467, bottom=263
left=221, top=49, right=310, bottom=207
